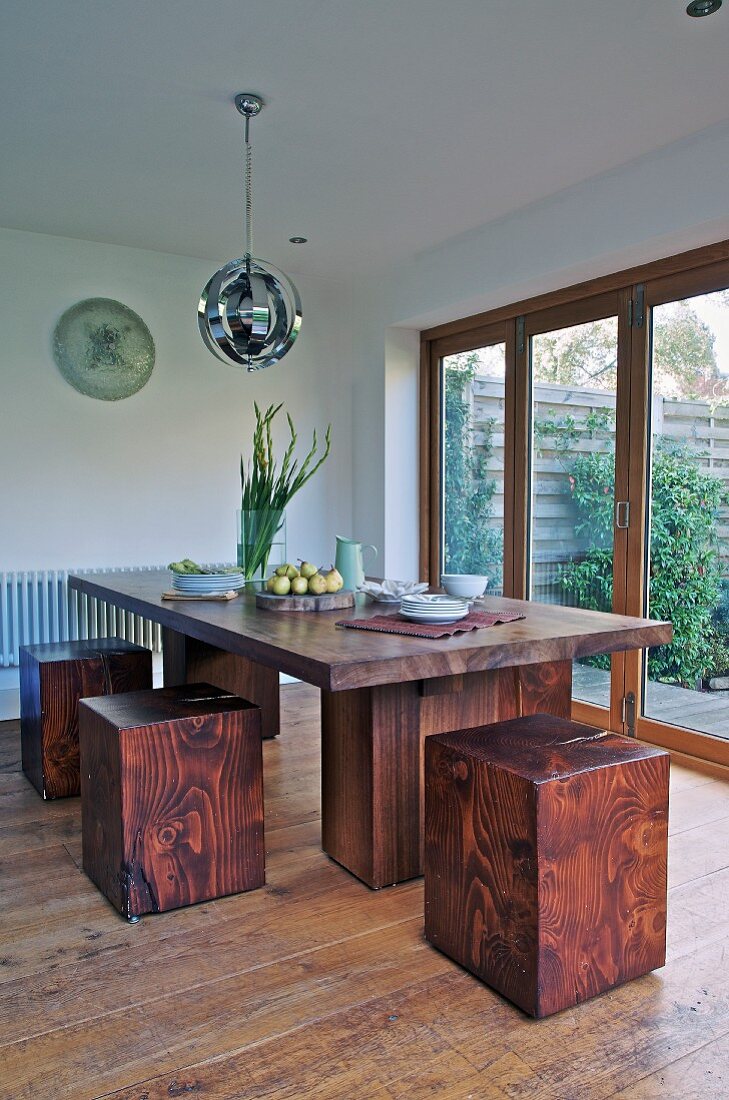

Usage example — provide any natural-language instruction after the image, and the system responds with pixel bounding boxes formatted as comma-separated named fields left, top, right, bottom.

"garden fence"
left=468, top=379, right=729, bottom=603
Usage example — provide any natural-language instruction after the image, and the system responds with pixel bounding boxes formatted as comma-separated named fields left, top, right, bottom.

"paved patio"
left=573, top=663, right=729, bottom=742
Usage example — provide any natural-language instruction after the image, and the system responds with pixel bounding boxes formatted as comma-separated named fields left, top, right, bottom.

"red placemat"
left=335, top=609, right=525, bottom=639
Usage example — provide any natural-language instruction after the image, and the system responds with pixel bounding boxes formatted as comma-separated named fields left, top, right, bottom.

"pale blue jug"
left=335, top=536, right=378, bottom=591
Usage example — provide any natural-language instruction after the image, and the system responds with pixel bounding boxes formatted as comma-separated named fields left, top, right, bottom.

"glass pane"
left=442, top=346, right=505, bottom=594
left=644, top=290, right=729, bottom=740
left=530, top=316, right=619, bottom=708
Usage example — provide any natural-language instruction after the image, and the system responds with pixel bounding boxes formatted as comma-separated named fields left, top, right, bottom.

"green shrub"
left=443, top=355, right=503, bottom=581
left=559, top=438, right=727, bottom=686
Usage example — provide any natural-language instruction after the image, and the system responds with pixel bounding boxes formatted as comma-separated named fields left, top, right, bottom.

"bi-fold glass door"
left=522, top=293, right=629, bottom=729
left=523, top=275, right=729, bottom=753
left=426, top=245, right=729, bottom=764
left=432, top=321, right=516, bottom=599
left=630, top=263, right=729, bottom=765
left=432, top=296, right=632, bottom=724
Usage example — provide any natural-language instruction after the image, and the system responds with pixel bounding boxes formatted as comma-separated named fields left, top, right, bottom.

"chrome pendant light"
left=198, top=93, right=302, bottom=371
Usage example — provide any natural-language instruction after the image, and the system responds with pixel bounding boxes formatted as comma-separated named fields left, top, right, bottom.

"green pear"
left=265, top=575, right=277, bottom=592
left=299, top=560, right=318, bottom=580
left=291, top=576, right=309, bottom=595
left=307, top=572, right=327, bottom=595
left=275, top=564, right=289, bottom=577
left=324, top=566, right=344, bottom=593
left=272, top=575, right=291, bottom=595
left=285, top=564, right=300, bottom=580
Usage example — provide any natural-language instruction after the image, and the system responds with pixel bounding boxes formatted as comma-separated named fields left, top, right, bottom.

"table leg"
left=161, top=627, right=280, bottom=740
left=321, top=660, right=572, bottom=888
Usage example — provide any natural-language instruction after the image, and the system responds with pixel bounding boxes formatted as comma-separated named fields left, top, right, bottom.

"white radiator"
left=0, top=567, right=167, bottom=668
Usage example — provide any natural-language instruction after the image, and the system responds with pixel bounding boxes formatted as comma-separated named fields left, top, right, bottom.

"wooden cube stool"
left=79, top=682, right=264, bottom=921
left=424, top=713, right=669, bottom=1018
left=20, top=639, right=152, bottom=799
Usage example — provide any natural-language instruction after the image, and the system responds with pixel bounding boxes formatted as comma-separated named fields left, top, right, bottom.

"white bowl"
left=440, top=574, right=489, bottom=598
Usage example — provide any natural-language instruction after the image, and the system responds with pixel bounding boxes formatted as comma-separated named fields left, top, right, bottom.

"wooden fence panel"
left=466, top=379, right=729, bottom=603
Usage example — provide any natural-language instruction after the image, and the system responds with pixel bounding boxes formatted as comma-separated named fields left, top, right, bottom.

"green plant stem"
left=239, top=404, right=332, bottom=579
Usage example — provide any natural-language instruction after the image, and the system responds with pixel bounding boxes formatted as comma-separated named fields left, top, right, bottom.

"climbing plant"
left=443, top=353, right=503, bottom=581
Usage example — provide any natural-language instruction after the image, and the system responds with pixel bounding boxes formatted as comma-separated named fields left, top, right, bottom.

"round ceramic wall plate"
left=52, top=298, right=155, bottom=400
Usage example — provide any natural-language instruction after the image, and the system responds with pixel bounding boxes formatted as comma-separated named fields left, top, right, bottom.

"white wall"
left=0, top=228, right=354, bottom=715
left=353, top=119, right=729, bottom=579
left=0, top=227, right=354, bottom=573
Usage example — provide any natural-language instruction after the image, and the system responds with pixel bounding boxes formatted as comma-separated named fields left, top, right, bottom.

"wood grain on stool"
left=19, top=639, right=152, bottom=799
left=162, top=628, right=280, bottom=740
left=79, top=682, right=264, bottom=919
left=424, top=713, right=669, bottom=1017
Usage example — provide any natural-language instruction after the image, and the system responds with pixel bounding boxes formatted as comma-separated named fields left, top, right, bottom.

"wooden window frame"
left=420, top=238, right=729, bottom=770
left=420, top=321, right=514, bottom=590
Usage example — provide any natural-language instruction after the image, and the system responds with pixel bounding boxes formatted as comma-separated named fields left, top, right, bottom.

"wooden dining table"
left=69, top=571, right=671, bottom=889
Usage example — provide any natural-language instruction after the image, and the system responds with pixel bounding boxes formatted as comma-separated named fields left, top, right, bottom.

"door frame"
left=631, top=259, right=729, bottom=768
left=420, top=239, right=729, bottom=769
left=522, top=290, right=628, bottom=734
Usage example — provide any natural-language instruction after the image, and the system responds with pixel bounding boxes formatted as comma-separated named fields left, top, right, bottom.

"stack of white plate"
left=399, top=593, right=470, bottom=624
left=172, top=571, right=245, bottom=594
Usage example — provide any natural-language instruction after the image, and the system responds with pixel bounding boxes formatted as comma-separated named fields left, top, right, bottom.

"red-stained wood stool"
left=78, top=682, right=264, bottom=922
left=424, top=713, right=669, bottom=1018
left=20, top=639, right=152, bottom=799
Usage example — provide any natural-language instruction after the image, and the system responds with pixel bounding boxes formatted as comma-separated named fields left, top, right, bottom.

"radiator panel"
left=0, top=569, right=166, bottom=668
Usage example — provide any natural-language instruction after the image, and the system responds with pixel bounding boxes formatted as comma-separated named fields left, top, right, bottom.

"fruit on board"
left=307, top=572, right=328, bottom=595
left=275, top=563, right=300, bottom=580
left=324, top=567, right=344, bottom=593
left=264, top=558, right=346, bottom=597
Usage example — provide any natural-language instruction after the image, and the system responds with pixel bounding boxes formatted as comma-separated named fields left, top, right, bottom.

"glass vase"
left=236, top=508, right=287, bottom=585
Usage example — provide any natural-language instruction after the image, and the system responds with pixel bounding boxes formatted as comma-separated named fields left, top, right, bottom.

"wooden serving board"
left=255, top=590, right=355, bottom=613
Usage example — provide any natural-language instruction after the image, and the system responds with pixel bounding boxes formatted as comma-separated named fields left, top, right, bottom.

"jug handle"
left=363, top=544, right=378, bottom=560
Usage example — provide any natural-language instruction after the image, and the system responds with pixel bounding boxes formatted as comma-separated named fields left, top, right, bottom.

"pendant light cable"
left=244, top=114, right=253, bottom=264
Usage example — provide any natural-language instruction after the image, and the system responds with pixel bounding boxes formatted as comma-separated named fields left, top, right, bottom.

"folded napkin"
left=335, top=609, right=525, bottom=639
left=359, top=579, right=430, bottom=601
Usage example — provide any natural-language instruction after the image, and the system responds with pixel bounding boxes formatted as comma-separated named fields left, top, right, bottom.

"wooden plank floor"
left=1, top=683, right=729, bottom=1099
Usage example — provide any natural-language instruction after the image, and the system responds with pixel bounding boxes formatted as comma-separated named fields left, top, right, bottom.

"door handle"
left=615, top=500, right=630, bottom=529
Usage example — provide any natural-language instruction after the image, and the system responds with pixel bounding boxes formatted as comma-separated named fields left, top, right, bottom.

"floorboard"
left=1, top=684, right=728, bottom=1099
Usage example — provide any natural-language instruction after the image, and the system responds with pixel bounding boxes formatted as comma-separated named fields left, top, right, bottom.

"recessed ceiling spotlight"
left=686, top=0, right=722, bottom=16
left=289, top=237, right=308, bottom=244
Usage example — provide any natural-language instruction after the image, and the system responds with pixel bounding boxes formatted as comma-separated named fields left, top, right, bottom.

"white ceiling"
left=2, top=0, right=729, bottom=278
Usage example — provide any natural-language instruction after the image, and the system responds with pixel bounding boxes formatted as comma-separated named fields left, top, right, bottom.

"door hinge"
left=630, top=284, right=645, bottom=328
left=621, top=692, right=636, bottom=737
left=516, top=316, right=525, bottom=356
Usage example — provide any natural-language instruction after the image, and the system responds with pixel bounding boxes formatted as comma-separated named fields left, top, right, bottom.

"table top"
left=69, top=571, right=672, bottom=692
